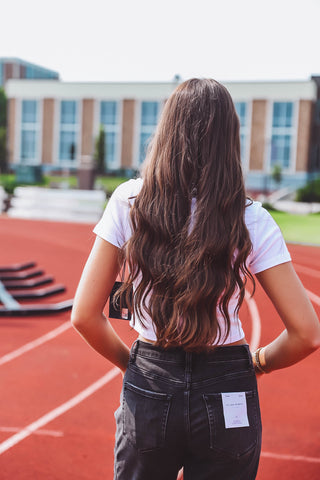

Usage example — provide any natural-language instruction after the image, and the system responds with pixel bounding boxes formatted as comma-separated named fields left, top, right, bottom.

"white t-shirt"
left=93, top=178, right=291, bottom=345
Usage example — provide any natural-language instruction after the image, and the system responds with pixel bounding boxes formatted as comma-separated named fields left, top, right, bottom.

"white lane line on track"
left=0, top=276, right=313, bottom=369
left=0, top=427, right=64, bottom=438
left=261, top=451, right=320, bottom=464
left=0, top=366, right=120, bottom=455
left=0, top=321, right=71, bottom=366
left=177, top=450, right=320, bottom=478
left=294, top=263, right=320, bottom=279
left=306, top=289, right=320, bottom=306
left=244, top=290, right=261, bottom=352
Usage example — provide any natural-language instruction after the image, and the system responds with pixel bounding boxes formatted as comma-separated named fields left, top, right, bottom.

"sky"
left=1, top=0, right=320, bottom=83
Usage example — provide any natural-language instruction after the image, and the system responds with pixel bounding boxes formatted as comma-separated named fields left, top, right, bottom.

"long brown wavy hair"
left=121, top=78, right=254, bottom=351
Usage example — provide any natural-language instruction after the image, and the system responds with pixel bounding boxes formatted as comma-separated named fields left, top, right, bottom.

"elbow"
left=287, top=324, right=320, bottom=354
left=70, top=313, right=82, bottom=331
left=70, top=304, right=103, bottom=332
left=309, top=333, right=320, bottom=351
left=307, top=322, right=320, bottom=351
left=70, top=308, right=89, bottom=331
left=298, top=330, right=320, bottom=353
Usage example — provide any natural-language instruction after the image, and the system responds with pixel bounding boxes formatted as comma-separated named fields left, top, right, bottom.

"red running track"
left=0, top=217, right=319, bottom=479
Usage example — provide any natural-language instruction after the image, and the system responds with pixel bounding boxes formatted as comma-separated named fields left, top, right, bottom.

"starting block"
left=0, top=262, right=73, bottom=316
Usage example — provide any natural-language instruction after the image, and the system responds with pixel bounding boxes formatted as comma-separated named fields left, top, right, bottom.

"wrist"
left=252, top=346, right=270, bottom=374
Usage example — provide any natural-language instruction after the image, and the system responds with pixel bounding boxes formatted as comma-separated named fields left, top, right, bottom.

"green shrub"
left=296, top=177, right=320, bottom=203
left=94, top=126, right=106, bottom=175
left=95, top=176, right=128, bottom=196
left=0, top=173, right=128, bottom=196
left=262, top=202, right=280, bottom=212
left=271, top=164, right=282, bottom=185
left=0, top=176, right=18, bottom=194
left=0, top=88, right=7, bottom=173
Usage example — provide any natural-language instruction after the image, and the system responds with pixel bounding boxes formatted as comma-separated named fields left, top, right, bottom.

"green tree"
left=0, top=127, right=6, bottom=172
left=0, top=88, right=7, bottom=173
left=271, top=163, right=282, bottom=186
left=296, top=177, right=320, bottom=202
left=94, top=125, right=106, bottom=174
left=0, top=88, right=6, bottom=127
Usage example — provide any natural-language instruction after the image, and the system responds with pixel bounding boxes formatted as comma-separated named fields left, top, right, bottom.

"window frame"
left=17, top=98, right=42, bottom=165
left=265, top=100, right=299, bottom=174
left=134, top=99, right=164, bottom=168
left=56, top=99, right=81, bottom=166
left=96, top=99, right=122, bottom=171
left=234, top=100, right=252, bottom=176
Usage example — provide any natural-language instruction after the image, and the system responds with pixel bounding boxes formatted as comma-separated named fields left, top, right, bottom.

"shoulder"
left=112, top=178, right=143, bottom=205
left=244, top=199, right=282, bottom=244
left=244, top=200, right=266, bottom=228
left=245, top=200, right=291, bottom=273
left=93, top=178, right=143, bottom=248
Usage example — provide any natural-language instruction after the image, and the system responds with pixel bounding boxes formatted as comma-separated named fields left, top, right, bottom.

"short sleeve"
left=248, top=205, right=291, bottom=274
left=93, top=185, right=128, bottom=248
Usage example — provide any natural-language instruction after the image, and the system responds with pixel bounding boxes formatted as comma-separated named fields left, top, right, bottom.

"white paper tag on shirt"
left=221, top=392, right=249, bottom=429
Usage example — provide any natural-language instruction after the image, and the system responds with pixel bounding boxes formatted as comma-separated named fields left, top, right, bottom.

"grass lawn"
left=270, top=210, right=320, bottom=246
left=1, top=173, right=319, bottom=245
left=0, top=174, right=128, bottom=195
left=94, top=176, right=128, bottom=193
left=46, top=174, right=128, bottom=193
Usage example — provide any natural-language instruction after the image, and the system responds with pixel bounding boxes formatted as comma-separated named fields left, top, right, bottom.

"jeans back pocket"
left=203, top=390, right=261, bottom=459
left=123, top=382, right=172, bottom=453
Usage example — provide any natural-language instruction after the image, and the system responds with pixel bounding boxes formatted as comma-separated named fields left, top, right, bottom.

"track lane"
left=0, top=376, right=124, bottom=480
left=288, top=244, right=320, bottom=271
left=1, top=218, right=319, bottom=479
left=0, top=320, right=136, bottom=440
left=0, top=367, right=120, bottom=455
left=0, top=217, right=94, bottom=357
left=0, top=321, right=71, bottom=366
left=254, top=253, right=320, bottom=479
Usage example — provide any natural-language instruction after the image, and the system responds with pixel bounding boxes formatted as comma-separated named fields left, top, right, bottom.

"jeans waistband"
left=131, top=340, right=251, bottom=364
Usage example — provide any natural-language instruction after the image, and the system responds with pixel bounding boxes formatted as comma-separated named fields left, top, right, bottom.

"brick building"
left=5, top=76, right=320, bottom=191
left=0, top=57, right=59, bottom=87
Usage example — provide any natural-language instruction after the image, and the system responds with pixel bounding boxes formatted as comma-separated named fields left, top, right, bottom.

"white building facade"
left=6, top=78, right=319, bottom=191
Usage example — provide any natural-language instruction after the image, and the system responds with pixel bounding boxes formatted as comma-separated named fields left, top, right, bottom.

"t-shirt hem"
left=93, top=226, right=121, bottom=248
left=250, top=254, right=291, bottom=274
left=130, top=324, right=245, bottom=346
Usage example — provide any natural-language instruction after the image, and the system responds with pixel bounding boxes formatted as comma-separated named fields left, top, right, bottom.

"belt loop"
left=130, top=339, right=139, bottom=365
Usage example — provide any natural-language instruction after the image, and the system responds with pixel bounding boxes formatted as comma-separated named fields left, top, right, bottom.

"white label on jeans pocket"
left=221, top=392, right=249, bottom=429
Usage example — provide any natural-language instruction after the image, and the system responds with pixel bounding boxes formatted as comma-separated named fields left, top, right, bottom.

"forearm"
left=254, top=263, right=320, bottom=375
left=71, top=238, right=130, bottom=372
left=72, top=314, right=130, bottom=373
left=256, top=329, right=319, bottom=374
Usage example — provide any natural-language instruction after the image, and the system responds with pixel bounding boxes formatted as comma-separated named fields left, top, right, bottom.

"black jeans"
left=114, top=340, right=262, bottom=480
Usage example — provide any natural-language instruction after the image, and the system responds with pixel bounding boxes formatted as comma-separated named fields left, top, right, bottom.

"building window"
left=138, top=101, right=160, bottom=164
left=59, top=100, right=78, bottom=163
left=235, top=102, right=249, bottom=165
left=25, top=65, right=57, bottom=80
left=22, top=100, right=37, bottom=123
left=99, top=101, right=120, bottom=171
left=25, top=66, right=37, bottom=79
left=20, top=100, right=39, bottom=163
left=270, top=102, right=294, bottom=170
